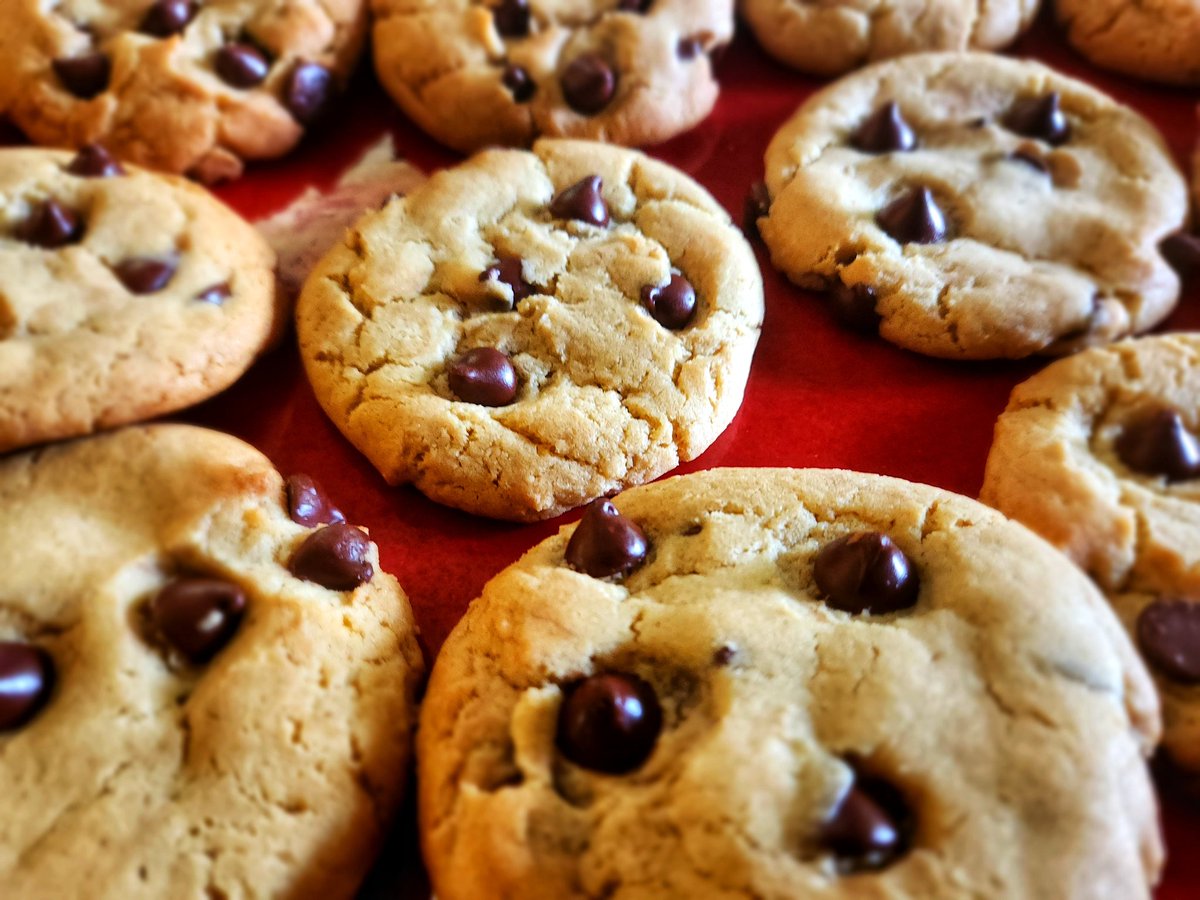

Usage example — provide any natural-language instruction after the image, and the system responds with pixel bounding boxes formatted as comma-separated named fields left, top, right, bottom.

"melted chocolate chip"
left=876, top=186, right=947, bottom=245
left=502, top=64, right=536, bottom=103
left=1137, top=599, right=1200, bottom=684
left=677, top=37, right=703, bottom=60
left=215, top=43, right=270, bottom=88
left=821, top=774, right=911, bottom=872
left=618, top=0, right=652, bottom=10
left=1004, top=92, right=1070, bottom=145
left=1009, top=149, right=1050, bottom=175
left=17, top=200, right=82, bottom=249
left=1115, top=408, right=1200, bottom=482
left=447, top=347, right=518, bottom=406
left=195, top=282, right=231, bottom=304
left=550, top=175, right=610, bottom=227
left=493, top=0, right=530, bottom=37
left=140, top=0, right=194, bottom=37
left=1161, top=232, right=1200, bottom=276
left=0, top=643, right=54, bottom=731
left=557, top=672, right=662, bottom=774
left=284, top=62, right=333, bottom=125
left=286, top=473, right=345, bottom=527
left=67, top=144, right=124, bottom=178
left=814, top=532, right=919, bottom=615
left=113, top=256, right=178, bottom=294
left=150, top=578, right=246, bottom=664
left=289, top=524, right=374, bottom=590
left=480, top=255, right=534, bottom=309
left=562, top=54, right=617, bottom=115
left=53, top=53, right=111, bottom=99
left=852, top=102, right=917, bottom=154
left=830, top=282, right=881, bottom=333
left=565, top=498, right=649, bottom=579
left=641, top=273, right=697, bottom=330
left=743, top=181, right=770, bottom=240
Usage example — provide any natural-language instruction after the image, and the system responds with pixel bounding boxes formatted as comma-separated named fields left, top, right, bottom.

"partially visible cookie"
left=759, top=52, right=1188, bottom=360
left=296, top=139, right=764, bottom=521
left=370, top=0, right=733, bottom=153
left=0, top=0, right=367, bottom=181
left=0, top=146, right=282, bottom=453
left=0, top=424, right=424, bottom=898
left=419, top=468, right=1160, bottom=899
left=1056, top=0, right=1200, bottom=87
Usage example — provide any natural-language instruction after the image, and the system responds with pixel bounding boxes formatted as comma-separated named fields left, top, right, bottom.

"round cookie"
left=0, top=424, right=424, bottom=899
left=370, top=0, right=734, bottom=154
left=758, top=52, right=1189, bottom=360
left=296, top=138, right=764, bottom=521
left=418, top=468, right=1161, bottom=899
left=1056, top=0, right=1200, bottom=87
left=0, top=0, right=366, bottom=181
left=0, top=146, right=282, bottom=453
left=742, top=0, right=1040, bottom=77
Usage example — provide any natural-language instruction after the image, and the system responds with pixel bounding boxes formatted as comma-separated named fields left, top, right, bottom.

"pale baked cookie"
left=370, top=0, right=734, bottom=154
left=741, top=0, right=1040, bottom=76
left=296, top=139, right=764, bottom=521
left=0, top=146, right=282, bottom=453
left=757, top=52, right=1189, bottom=360
left=1057, top=0, right=1200, bottom=87
left=0, top=424, right=424, bottom=899
left=419, top=468, right=1161, bottom=899
left=0, top=0, right=367, bottom=182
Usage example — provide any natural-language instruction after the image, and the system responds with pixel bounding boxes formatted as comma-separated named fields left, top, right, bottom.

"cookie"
left=758, top=52, right=1189, bottom=360
left=370, top=0, right=734, bottom=153
left=296, top=139, right=764, bottom=521
left=0, top=146, right=282, bottom=453
left=742, top=0, right=1040, bottom=76
left=0, top=424, right=424, bottom=898
left=418, top=467, right=1161, bottom=899
left=1056, top=0, right=1200, bottom=87
left=0, top=0, right=366, bottom=182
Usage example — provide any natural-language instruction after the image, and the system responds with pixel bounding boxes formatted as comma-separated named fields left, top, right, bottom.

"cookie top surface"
left=0, top=0, right=366, bottom=181
left=369, top=0, right=734, bottom=153
left=1056, top=0, right=1200, bottom=87
left=759, top=52, right=1188, bottom=360
left=742, top=0, right=1040, bottom=76
left=419, top=467, right=1160, bottom=899
left=0, top=146, right=282, bottom=452
left=296, top=138, right=764, bottom=521
left=0, top=424, right=424, bottom=899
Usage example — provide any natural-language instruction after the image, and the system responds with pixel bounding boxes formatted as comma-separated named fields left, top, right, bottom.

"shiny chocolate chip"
left=1004, top=92, right=1070, bottom=145
left=67, top=144, right=124, bottom=177
left=0, top=643, right=54, bottom=731
left=814, top=532, right=919, bottom=615
left=493, top=0, right=530, bottom=37
left=565, top=498, right=648, bottom=579
left=1161, top=232, right=1200, bottom=276
left=1137, top=599, right=1200, bottom=684
left=743, top=181, right=770, bottom=239
left=17, top=200, right=82, bottom=249
left=289, top=523, right=374, bottom=590
left=113, top=256, right=178, bottom=294
left=830, top=282, right=881, bottom=333
left=216, top=43, right=269, bottom=88
left=1115, top=408, right=1200, bottom=482
left=876, top=186, right=947, bottom=245
left=852, top=102, right=917, bottom=154
left=480, top=254, right=534, bottom=308
left=284, top=62, right=333, bottom=125
left=195, top=282, right=231, bottom=304
left=618, top=0, right=652, bottom=10
left=140, top=0, right=194, bottom=37
left=641, top=273, right=696, bottom=330
left=151, top=578, right=246, bottom=664
left=448, top=347, right=518, bottom=406
left=502, top=64, right=536, bottom=103
left=677, top=37, right=703, bottom=60
left=821, top=774, right=911, bottom=872
left=562, top=54, right=617, bottom=115
left=53, top=53, right=111, bottom=99
left=550, top=175, right=609, bottom=227
left=557, top=672, right=662, bottom=774
left=286, top=473, right=345, bottom=527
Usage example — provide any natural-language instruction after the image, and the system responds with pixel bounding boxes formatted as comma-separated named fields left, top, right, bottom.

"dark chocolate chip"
left=215, top=43, right=270, bottom=88
left=53, top=53, right=111, bottom=99
left=502, top=64, right=536, bottom=103
left=447, top=347, right=518, bottom=406
left=851, top=102, right=917, bottom=154
left=113, top=256, right=178, bottom=294
left=286, top=473, right=346, bottom=527
left=195, top=282, right=231, bottom=304
left=565, top=498, right=649, bottom=579
left=480, top=254, right=534, bottom=308
left=876, top=186, right=947, bottom=245
left=67, top=144, right=124, bottom=178
left=814, top=532, right=919, bottom=615
left=821, top=774, right=910, bottom=872
left=289, top=523, right=375, bottom=590
left=1115, top=408, right=1200, bottom=482
left=0, top=643, right=54, bottom=732
left=140, top=0, right=194, bottom=37
left=1137, top=599, right=1200, bottom=684
left=150, top=578, right=246, bottom=664
left=493, top=0, right=530, bottom=37
left=1161, top=232, right=1200, bottom=276
left=284, top=62, right=333, bottom=125
left=712, top=644, right=737, bottom=667
left=550, top=175, right=610, bottom=227
left=830, top=282, right=881, bottom=333
left=561, top=54, right=617, bottom=115
left=641, top=273, right=697, bottom=330
left=556, top=672, right=662, bottom=774
left=743, top=181, right=770, bottom=240
left=1004, top=92, right=1070, bottom=145
left=17, top=200, right=82, bottom=249
left=677, top=37, right=703, bottom=60
left=1009, top=149, right=1050, bottom=175
left=617, top=0, right=652, bottom=10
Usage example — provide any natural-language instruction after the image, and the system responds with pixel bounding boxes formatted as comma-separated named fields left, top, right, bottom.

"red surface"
left=177, top=8, right=1200, bottom=896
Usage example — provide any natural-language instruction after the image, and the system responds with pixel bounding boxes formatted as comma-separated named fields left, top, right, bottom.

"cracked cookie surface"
left=370, top=0, right=734, bottom=153
left=1056, top=0, right=1200, bottom=87
left=295, top=139, right=764, bottom=521
left=0, top=424, right=424, bottom=899
left=419, top=467, right=1160, bottom=900
left=759, top=52, right=1188, bottom=360
left=0, top=147, right=283, bottom=453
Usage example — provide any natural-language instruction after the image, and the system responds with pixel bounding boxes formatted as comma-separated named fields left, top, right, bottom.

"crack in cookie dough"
left=1056, top=0, right=1200, bottom=87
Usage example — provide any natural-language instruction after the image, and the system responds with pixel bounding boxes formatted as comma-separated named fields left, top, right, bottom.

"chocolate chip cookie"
left=1056, top=0, right=1200, bottom=87
left=0, top=146, right=282, bottom=453
left=296, top=139, right=764, bottom=521
left=981, top=333, right=1200, bottom=771
left=758, top=52, right=1189, bottom=360
left=742, top=0, right=1040, bottom=76
left=0, top=424, right=424, bottom=898
left=370, top=0, right=734, bottom=153
left=419, top=467, right=1161, bottom=899
left=0, top=0, right=366, bottom=181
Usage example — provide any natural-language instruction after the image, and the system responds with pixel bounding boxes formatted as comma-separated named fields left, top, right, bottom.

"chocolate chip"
left=1004, top=92, right=1070, bottom=145
left=492, top=0, right=530, bottom=37
left=641, top=273, right=697, bottom=330
left=502, top=64, right=536, bottom=103
left=1009, top=149, right=1050, bottom=175
left=67, top=144, right=124, bottom=178
left=743, top=181, right=770, bottom=240
left=677, top=37, right=703, bottom=60
left=289, top=523, right=374, bottom=590
left=150, top=578, right=246, bottom=664
left=284, top=62, right=333, bottom=125
left=447, top=347, right=518, bottom=406
left=0, top=643, right=54, bottom=731
left=286, top=473, right=345, bottom=527
left=814, top=532, right=919, bottom=615
left=852, top=102, right=917, bottom=154
left=195, top=282, right=231, bottom=304
left=1115, top=407, right=1200, bottom=482
left=712, top=644, right=737, bottom=667
left=618, top=0, right=652, bottom=10
left=140, top=0, right=194, bottom=37
left=113, top=256, right=178, bottom=294
left=556, top=672, right=662, bottom=774
left=1161, top=231, right=1200, bottom=276
left=550, top=175, right=609, bottom=227
left=17, top=200, right=82, bottom=249
left=1137, top=599, right=1200, bottom=684
left=480, top=254, right=534, bottom=309
left=215, top=43, right=270, bottom=88
left=821, top=773, right=911, bottom=872
left=830, top=282, right=881, bottom=333
left=565, top=498, right=649, bottom=579
left=562, top=54, right=617, bottom=115
left=53, top=53, right=111, bottom=99
left=876, top=186, right=947, bottom=245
